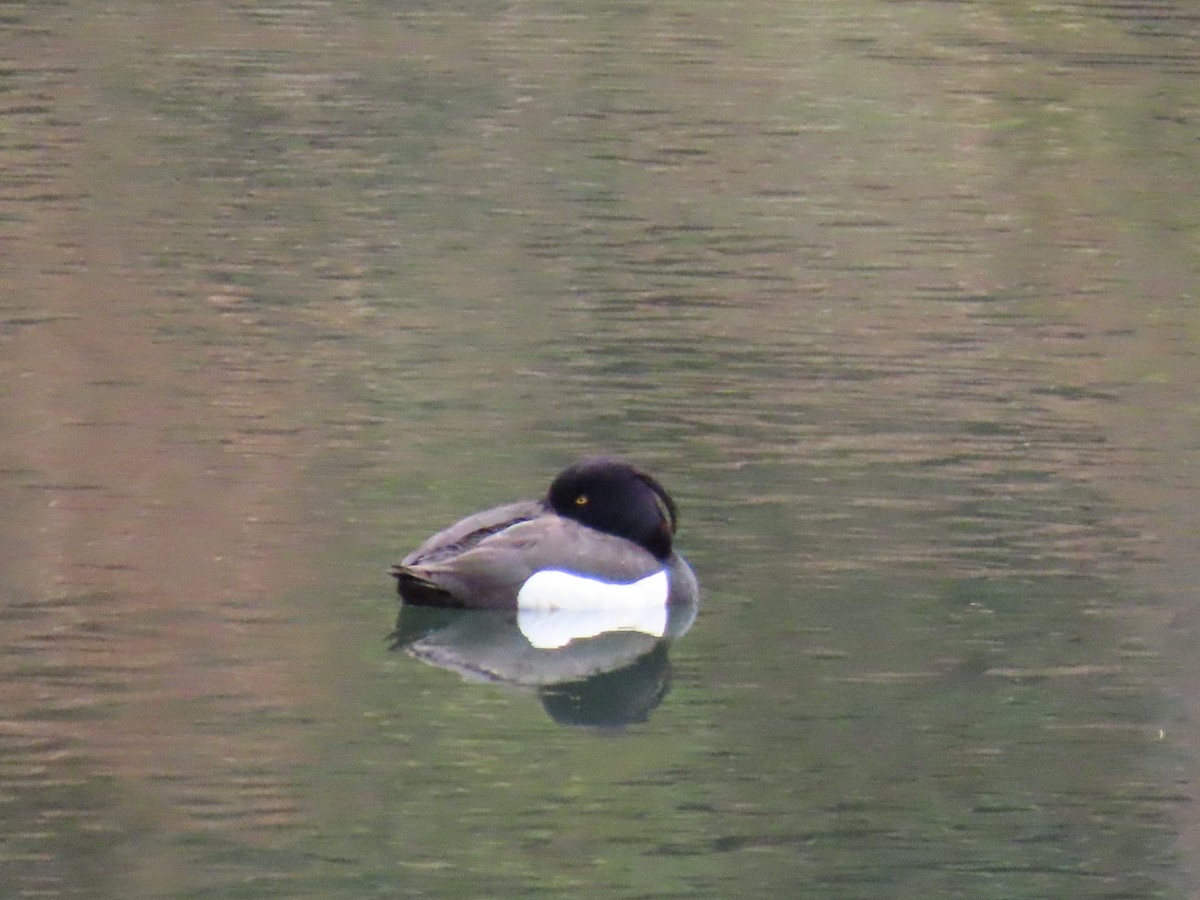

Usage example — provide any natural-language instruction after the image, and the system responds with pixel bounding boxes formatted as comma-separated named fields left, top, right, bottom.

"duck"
left=390, top=457, right=698, bottom=614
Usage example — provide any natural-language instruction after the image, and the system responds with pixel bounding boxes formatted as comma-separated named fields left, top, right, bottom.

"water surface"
left=1, top=1, right=1197, bottom=897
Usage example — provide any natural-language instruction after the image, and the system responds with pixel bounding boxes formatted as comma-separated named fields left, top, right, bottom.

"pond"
left=1, top=1, right=1197, bottom=897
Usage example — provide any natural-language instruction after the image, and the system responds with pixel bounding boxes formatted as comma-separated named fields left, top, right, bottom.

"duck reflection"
left=389, top=596, right=697, bottom=727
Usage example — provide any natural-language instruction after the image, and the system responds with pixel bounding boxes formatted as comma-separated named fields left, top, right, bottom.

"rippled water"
left=2, top=1, right=1198, bottom=897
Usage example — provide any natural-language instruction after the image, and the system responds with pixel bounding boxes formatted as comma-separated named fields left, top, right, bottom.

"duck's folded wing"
left=401, top=499, right=544, bottom=566
left=399, top=516, right=663, bottom=609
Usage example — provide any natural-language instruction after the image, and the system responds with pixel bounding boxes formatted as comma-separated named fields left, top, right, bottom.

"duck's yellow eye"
left=574, top=494, right=588, bottom=506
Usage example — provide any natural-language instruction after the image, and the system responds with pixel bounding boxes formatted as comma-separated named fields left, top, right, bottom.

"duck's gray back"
left=403, top=499, right=544, bottom=566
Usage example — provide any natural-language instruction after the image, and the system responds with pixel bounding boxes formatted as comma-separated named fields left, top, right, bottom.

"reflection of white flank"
left=516, top=569, right=669, bottom=650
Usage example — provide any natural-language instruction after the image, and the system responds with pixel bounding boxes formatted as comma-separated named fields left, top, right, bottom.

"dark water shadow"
left=388, top=598, right=698, bottom=727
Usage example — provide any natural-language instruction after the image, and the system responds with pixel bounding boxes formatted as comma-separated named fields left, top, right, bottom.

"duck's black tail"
left=389, top=565, right=467, bottom=608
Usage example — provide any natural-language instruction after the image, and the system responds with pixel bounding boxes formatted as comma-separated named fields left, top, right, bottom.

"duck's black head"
left=546, top=457, right=679, bottom=560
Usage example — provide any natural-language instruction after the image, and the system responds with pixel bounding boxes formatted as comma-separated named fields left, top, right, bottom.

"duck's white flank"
left=516, top=569, right=669, bottom=650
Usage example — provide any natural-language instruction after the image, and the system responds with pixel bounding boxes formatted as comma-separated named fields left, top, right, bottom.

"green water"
left=1, top=1, right=1197, bottom=897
